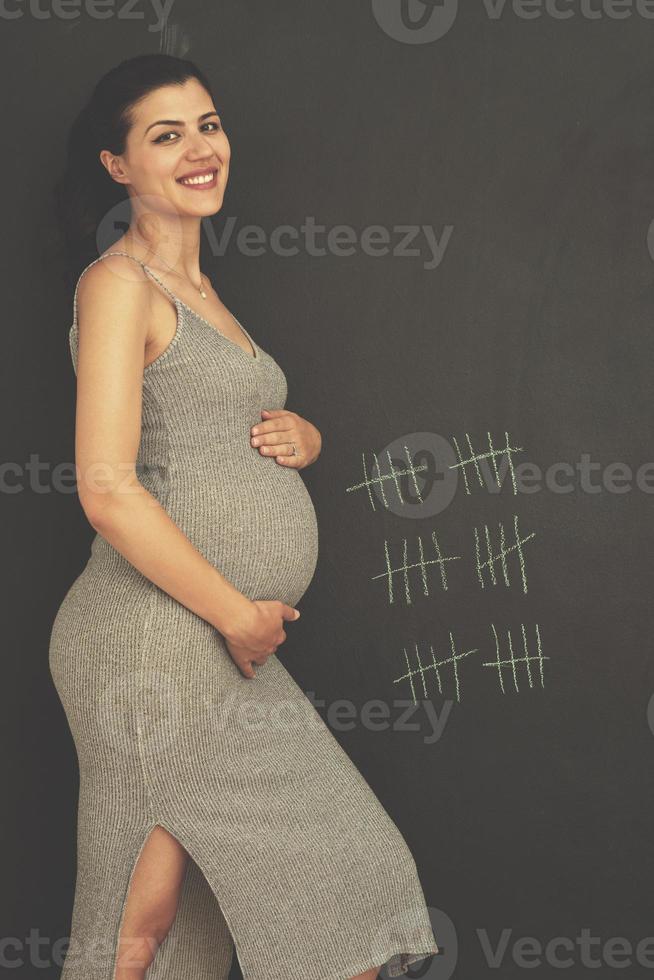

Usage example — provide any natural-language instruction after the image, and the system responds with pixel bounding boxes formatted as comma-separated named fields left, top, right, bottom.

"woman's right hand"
left=220, top=599, right=301, bottom=678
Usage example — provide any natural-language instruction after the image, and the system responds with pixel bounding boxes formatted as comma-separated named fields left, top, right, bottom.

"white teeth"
left=179, top=171, right=216, bottom=185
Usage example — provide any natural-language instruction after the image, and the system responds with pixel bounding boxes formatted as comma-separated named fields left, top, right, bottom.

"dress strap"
left=72, top=249, right=179, bottom=324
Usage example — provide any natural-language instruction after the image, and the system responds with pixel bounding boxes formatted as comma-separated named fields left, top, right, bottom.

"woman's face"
left=106, top=76, right=230, bottom=219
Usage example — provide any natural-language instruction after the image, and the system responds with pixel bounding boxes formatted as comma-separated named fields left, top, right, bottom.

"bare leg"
left=113, top=825, right=189, bottom=980
left=113, top=829, right=384, bottom=980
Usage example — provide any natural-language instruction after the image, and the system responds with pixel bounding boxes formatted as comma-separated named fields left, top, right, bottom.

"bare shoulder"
left=76, top=252, right=153, bottom=322
left=74, top=254, right=158, bottom=377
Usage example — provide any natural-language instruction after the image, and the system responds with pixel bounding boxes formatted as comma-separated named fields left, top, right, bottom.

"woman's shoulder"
left=73, top=251, right=153, bottom=325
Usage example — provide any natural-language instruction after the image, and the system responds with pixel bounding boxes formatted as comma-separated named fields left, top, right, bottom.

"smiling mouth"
left=176, top=168, right=219, bottom=188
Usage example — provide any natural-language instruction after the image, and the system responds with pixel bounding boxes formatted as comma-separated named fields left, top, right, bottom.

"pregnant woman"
left=48, top=54, right=439, bottom=980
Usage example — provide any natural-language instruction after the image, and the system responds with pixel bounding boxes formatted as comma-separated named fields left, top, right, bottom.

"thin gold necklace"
left=153, top=253, right=208, bottom=300
left=128, top=245, right=209, bottom=299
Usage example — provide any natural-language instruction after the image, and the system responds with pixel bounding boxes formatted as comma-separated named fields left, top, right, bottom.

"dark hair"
left=53, top=53, right=216, bottom=287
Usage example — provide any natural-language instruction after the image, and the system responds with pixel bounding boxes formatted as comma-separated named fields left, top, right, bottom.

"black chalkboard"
left=8, top=3, right=654, bottom=979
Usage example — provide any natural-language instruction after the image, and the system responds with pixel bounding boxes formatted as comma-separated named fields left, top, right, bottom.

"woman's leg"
left=113, top=825, right=189, bottom=980
left=111, top=823, right=389, bottom=980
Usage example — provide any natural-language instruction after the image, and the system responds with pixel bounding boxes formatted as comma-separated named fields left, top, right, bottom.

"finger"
left=257, top=443, right=300, bottom=460
left=280, top=605, right=301, bottom=621
left=275, top=453, right=302, bottom=467
left=240, top=661, right=256, bottom=678
left=251, top=413, right=293, bottom=432
left=250, top=428, right=295, bottom=446
left=258, top=409, right=292, bottom=420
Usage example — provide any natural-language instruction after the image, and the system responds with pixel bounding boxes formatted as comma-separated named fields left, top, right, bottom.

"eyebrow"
left=144, top=111, right=220, bottom=135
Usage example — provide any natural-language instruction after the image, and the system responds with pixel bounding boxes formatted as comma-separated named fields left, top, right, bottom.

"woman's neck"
left=121, top=222, right=203, bottom=283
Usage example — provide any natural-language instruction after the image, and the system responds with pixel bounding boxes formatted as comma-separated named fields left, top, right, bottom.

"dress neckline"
left=174, top=296, right=259, bottom=362
left=97, top=250, right=259, bottom=363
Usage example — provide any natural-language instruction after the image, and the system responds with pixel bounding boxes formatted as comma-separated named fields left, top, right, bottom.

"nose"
left=184, top=129, right=219, bottom=160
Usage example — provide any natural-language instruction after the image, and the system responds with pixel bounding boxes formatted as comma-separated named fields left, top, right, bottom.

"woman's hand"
left=220, top=598, right=301, bottom=678
left=249, top=409, right=322, bottom=468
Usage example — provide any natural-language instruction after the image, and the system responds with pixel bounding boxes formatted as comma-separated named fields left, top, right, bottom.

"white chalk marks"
left=395, top=635, right=479, bottom=704
left=345, top=428, right=550, bottom=706
left=345, top=430, right=524, bottom=517
left=392, top=624, right=548, bottom=705
left=372, top=531, right=462, bottom=604
left=347, top=444, right=429, bottom=512
left=374, top=513, right=535, bottom=603
left=474, top=514, right=536, bottom=593
left=451, top=430, right=523, bottom=495
left=345, top=432, right=458, bottom=517
left=485, top=623, right=547, bottom=695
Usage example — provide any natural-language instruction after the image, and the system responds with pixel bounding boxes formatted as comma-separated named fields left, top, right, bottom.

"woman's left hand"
left=249, top=409, right=322, bottom=469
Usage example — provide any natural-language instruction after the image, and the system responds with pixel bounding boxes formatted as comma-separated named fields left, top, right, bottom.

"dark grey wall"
left=4, top=1, right=654, bottom=977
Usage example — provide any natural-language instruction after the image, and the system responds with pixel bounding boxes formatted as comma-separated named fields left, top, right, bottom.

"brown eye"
left=153, top=120, right=222, bottom=144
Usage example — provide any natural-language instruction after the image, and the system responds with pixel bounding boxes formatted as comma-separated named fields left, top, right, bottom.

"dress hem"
left=325, top=940, right=440, bottom=979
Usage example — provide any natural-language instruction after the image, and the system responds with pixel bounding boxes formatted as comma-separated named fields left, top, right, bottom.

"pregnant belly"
left=170, top=456, right=319, bottom=606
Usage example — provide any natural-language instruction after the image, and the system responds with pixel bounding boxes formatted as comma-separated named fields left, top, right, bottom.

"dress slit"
left=111, top=825, right=160, bottom=980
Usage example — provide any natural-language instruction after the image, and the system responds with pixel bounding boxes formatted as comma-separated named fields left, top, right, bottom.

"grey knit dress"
left=48, top=250, right=440, bottom=980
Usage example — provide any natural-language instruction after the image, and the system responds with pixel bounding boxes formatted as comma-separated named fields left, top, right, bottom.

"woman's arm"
left=73, top=254, right=298, bottom=671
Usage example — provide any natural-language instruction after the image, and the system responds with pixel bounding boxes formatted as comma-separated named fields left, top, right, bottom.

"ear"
left=100, top=149, right=130, bottom=186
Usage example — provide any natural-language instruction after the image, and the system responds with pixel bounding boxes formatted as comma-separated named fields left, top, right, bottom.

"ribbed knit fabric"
left=48, top=251, right=440, bottom=980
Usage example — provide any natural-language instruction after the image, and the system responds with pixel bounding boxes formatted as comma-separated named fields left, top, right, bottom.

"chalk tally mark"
left=345, top=446, right=428, bottom=512
left=372, top=531, right=461, bottom=604
left=474, top=513, right=536, bottom=593
left=393, top=634, right=478, bottom=704
left=451, top=430, right=523, bottom=495
left=483, top=623, right=548, bottom=694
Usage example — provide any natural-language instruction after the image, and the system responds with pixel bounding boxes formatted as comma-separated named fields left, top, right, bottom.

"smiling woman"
left=49, top=53, right=439, bottom=980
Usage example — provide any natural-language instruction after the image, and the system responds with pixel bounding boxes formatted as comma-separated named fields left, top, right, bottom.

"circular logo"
left=373, top=903, right=456, bottom=978
left=369, top=431, right=458, bottom=518
left=372, top=0, right=459, bottom=44
left=646, top=691, right=654, bottom=739
left=96, top=193, right=187, bottom=269
left=95, top=666, right=184, bottom=757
